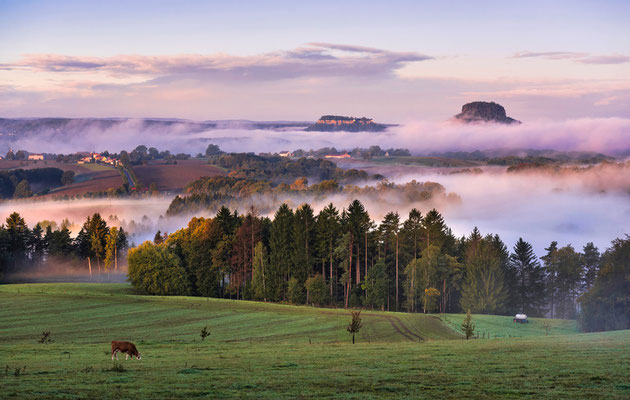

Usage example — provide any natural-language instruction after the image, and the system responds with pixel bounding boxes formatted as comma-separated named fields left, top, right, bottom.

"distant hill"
left=305, top=115, right=388, bottom=132
left=453, top=102, right=521, bottom=124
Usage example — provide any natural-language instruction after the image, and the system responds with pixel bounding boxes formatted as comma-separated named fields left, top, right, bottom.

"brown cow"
left=111, top=341, right=142, bottom=360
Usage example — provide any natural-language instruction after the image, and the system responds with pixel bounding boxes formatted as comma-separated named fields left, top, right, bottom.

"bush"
left=305, top=274, right=328, bottom=306
left=61, top=170, right=75, bottom=185
left=287, top=277, right=305, bottom=304
left=127, top=241, right=192, bottom=296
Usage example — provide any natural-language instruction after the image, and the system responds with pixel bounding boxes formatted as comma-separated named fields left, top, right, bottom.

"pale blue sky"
left=0, top=0, right=628, bottom=120
left=2, top=0, right=628, bottom=57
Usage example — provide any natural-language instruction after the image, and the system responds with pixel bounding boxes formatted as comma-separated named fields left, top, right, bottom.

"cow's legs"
left=125, top=353, right=129, bottom=360
left=111, top=349, right=117, bottom=360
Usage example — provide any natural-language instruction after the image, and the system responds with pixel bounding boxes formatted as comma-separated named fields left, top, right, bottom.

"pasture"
left=1, top=283, right=628, bottom=399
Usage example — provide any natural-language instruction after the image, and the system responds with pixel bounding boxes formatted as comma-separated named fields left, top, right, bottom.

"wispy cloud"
left=512, top=51, right=587, bottom=60
left=578, top=54, right=630, bottom=65
left=1, top=43, right=433, bottom=81
left=512, top=51, right=629, bottom=64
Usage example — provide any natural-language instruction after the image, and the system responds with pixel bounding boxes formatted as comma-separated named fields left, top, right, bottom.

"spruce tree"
left=460, top=229, right=507, bottom=314
left=316, top=203, right=341, bottom=299
left=509, top=238, right=546, bottom=316
left=269, top=204, right=294, bottom=301
left=581, top=242, right=600, bottom=292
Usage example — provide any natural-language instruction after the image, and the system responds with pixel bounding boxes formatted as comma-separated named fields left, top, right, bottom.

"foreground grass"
left=1, top=284, right=629, bottom=399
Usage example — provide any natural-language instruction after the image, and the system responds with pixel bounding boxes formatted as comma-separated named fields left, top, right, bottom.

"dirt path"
left=379, top=315, right=425, bottom=342
left=317, top=309, right=426, bottom=342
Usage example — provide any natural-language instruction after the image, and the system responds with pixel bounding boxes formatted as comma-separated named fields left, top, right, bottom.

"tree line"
left=127, top=200, right=628, bottom=331
left=166, top=175, right=449, bottom=216
left=0, top=212, right=129, bottom=280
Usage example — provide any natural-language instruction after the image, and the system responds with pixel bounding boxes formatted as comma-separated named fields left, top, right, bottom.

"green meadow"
left=1, top=283, right=628, bottom=399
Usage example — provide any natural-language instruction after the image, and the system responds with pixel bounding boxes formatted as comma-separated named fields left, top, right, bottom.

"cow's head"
left=136, top=353, right=142, bottom=360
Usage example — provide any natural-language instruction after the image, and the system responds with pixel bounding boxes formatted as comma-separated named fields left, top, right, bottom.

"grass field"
left=1, top=283, right=629, bottom=399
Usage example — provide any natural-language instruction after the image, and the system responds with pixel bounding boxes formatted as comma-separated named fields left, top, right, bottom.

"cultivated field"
left=134, top=159, right=225, bottom=192
left=1, top=283, right=628, bottom=399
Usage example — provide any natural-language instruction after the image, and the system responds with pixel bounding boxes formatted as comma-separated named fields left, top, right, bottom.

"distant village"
left=76, top=152, right=118, bottom=166
left=0, top=150, right=118, bottom=166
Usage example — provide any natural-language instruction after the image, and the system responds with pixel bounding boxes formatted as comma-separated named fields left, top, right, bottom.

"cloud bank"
left=4, top=117, right=630, bottom=156
left=2, top=43, right=432, bottom=80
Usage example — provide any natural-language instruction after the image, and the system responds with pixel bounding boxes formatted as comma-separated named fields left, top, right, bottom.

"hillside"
left=0, top=283, right=460, bottom=344
left=1, top=283, right=629, bottom=399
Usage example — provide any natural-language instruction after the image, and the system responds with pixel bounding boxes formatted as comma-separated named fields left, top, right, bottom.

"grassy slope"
left=1, top=283, right=629, bottom=399
left=440, top=313, right=578, bottom=338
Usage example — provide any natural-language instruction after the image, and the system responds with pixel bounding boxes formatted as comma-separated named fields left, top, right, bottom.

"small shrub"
left=200, top=326, right=210, bottom=341
left=38, top=331, right=53, bottom=344
left=461, top=309, right=475, bottom=340
left=543, top=321, right=552, bottom=336
left=103, top=362, right=126, bottom=373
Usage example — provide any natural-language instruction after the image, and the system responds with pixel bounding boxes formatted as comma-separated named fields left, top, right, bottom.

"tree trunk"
left=262, top=252, right=266, bottom=302
left=365, top=231, right=368, bottom=282
left=352, top=334, right=355, bottom=344
left=88, top=257, right=92, bottom=276
left=356, top=242, right=360, bottom=285
left=346, top=237, right=353, bottom=308
left=395, top=234, right=399, bottom=311
left=114, top=246, right=118, bottom=271
left=329, top=245, right=333, bottom=298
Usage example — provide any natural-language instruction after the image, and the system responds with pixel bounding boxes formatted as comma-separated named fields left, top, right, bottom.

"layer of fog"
left=3, top=170, right=628, bottom=260
left=383, top=167, right=630, bottom=255
left=4, top=117, right=630, bottom=156
left=0, top=197, right=190, bottom=246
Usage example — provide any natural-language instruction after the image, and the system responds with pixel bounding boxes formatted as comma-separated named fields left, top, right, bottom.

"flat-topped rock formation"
left=305, top=115, right=388, bottom=132
left=453, top=102, right=521, bottom=124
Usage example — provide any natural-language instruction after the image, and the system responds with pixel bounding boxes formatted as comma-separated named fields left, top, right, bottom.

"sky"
left=1, top=0, right=629, bottom=122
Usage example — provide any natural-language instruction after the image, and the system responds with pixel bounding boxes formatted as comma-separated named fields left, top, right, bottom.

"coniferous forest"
left=121, top=200, right=626, bottom=332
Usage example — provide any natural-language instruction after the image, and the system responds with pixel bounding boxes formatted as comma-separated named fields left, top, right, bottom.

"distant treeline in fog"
left=126, top=200, right=629, bottom=332
left=0, top=212, right=129, bottom=279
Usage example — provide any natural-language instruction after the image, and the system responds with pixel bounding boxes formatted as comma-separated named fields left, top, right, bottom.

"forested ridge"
left=166, top=176, right=450, bottom=215
left=130, top=200, right=629, bottom=332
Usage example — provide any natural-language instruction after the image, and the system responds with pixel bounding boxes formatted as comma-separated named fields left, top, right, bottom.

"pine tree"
left=554, top=245, right=582, bottom=319
left=460, top=229, right=507, bottom=314
left=542, top=241, right=559, bottom=318
left=421, top=209, right=448, bottom=250
left=362, top=259, right=388, bottom=310
left=5, top=212, right=29, bottom=272
left=251, top=241, right=268, bottom=301
left=346, top=200, right=371, bottom=287
left=461, top=309, right=475, bottom=339
left=316, top=203, right=341, bottom=299
left=509, top=238, right=546, bottom=316
left=379, top=212, right=400, bottom=310
left=269, top=204, right=294, bottom=301
left=400, top=208, right=423, bottom=265
left=581, top=242, right=600, bottom=292
left=291, top=204, right=316, bottom=286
